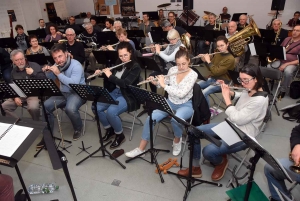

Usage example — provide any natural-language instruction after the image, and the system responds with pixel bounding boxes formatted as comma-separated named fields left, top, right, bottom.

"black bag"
left=282, top=104, right=300, bottom=122
left=289, top=81, right=300, bottom=99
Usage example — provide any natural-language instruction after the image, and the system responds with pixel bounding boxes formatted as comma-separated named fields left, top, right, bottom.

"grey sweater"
left=225, top=91, right=269, bottom=138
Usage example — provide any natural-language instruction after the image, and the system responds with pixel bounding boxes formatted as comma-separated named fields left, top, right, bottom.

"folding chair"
left=121, top=107, right=144, bottom=141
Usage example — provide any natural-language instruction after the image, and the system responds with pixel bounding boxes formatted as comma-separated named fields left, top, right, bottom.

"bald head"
left=239, top=14, right=248, bottom=26
left=228, top=21, right=237, bottom=35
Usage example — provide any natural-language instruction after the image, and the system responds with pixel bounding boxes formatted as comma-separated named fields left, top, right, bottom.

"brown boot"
left=177, top=166, right=202, bottom=178
left=211, top=155, right=228, bottom=181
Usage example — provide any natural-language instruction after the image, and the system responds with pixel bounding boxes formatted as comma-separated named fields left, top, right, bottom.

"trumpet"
left=99, top=42, right=120, bottom=50
left=137, top=69, right=189, bottom=85
left=289, top=152, right=300, bottom=174
left=87, top=60, right=132, bottom=80
left=210, top=82, right=250, bottom=91
left=142, top=44, right=171, bottom=49
left=191, top=52, right=223, bottom=60
left=58, top=39, right=68, bottom=43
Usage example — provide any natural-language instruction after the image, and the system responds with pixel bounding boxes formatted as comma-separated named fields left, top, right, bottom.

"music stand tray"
left=0, top=38, right=18, bottom=49
left=231, top=13, right=247, bottom=22
left=225, top=119, right=292, bottom=201
left=27, top=29, right=47, bottom=39
left=92, top=50, right=118, bottom=67
left=69, top=84, right=126, bottom=169
left=137, top=56, right=162, bottom=89
left=127, top=30, right=145, bottom=38
left=26, top=54, right=49, bottom=66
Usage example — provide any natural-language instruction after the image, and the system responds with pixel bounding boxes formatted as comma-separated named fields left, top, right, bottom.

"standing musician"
left=197, top=36, right=235, bottom=106
left=42, top=44, right=86, bottom=146
left=139, top=13, right=156, bottom=46
left=105, top=28, right=136, bottom=51
left=275, top=25, right=300, bottom=99
left=103, top=18, right=115, bottom=32
left=220, top=7, right=231, bottom=23
left=91, top=42, right=141, bottom=149
left=178, top=64, right=268, bottom=181
left=237, top=14, right=248, bottom=31
left=64, top=16, right=83, bottom=35
left=2, top=49, right=45, bottom=121
left=160, top=20, right=191, bottom=38
left=45, top=23, right=62, bottom=43
left=168, top=11, right=182, bottom=28
left=64, top=28, right=85, bottom=64
left=26, top=35, right=50, bottom=56
left=264, top=124, right=300, bottom=201
left=270, top=19, right=288, bottom=46
left=125, top=47, right=197, bottom=157
left=148, top=29, right=183, bottom=93
left=287, top=11, right=300, bottom=28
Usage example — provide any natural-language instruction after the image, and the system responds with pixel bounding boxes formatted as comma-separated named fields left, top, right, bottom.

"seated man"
left=64, top=16, right=83, bottom=35
left=161, top=20, right=191, bottom=38
left=0, top=174, right=14, bottom=201
left=276, top=25, right=300, bottom=99
left=264, top=124, right=300, bottom=201
left=220, top=7, right=231, bottom=23
left=237, top=14, right=248, bottom=31
left=2, top=49, right=45, bottom=121
left=271, top=19, right=288, bottom=46
left=42, top=44, right=86, bottom=143
left=139, top=13, right=156, bottom=46
left=65, top=28, right=85, bottom=64
left=90, top=16, right=102, bottom=32
left=83, top=12, right=93, bottom=24
left=103, top=18, right=115, bottom=32
left=0, top=47, right=12, bottom=83
left=167, top=11, right=182, bottom=27
left=36, top=19, right=46, bottom=30
left=287, top=11, right=300, bottom=27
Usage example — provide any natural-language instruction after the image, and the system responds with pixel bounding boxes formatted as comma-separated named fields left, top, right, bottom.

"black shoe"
left=103, top=127, right=115, bottom=142
left=36, top=138, right=45, bottom=148
left=277, top=91, right=286, bottom=99
left=73, top=130, right=82, bottom=141
left=110, top=133, right=126, bottom=149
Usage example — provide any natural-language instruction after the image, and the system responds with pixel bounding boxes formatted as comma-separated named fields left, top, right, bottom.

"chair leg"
left=274, top=103, right=280, bottom=116
left=129, top=110, right=137, bottom=141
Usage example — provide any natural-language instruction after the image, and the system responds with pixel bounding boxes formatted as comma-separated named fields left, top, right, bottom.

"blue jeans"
left=141, top=99, right=193, bottom=141
left=193, top=123, right=248, bottom=165
left=281, top=64, right=298, bottom=92
left=198, top=78, right=221, bottom=106
left=264, top=158, right=300, bottom=200
left=91, top=88, right=127, bottom=134
left=44, top=92, right=86, bottom=133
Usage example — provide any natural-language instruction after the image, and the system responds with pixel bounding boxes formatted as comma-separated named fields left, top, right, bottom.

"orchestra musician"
left=168, top=11, right=182, bottom=28
left=83, top=11, right=93, bottom=24
left=36, top=19, right=46, bottom=30
left=90, top=16, right=102, bottom=32
left=91, top=42, right=141, bottom=149
left=264, top=124, right=300, bottom=201
left=105, top=28, right=136, bottom=51
left=2, top=49, right=46, bottom=121
left=287, top=11, right=300, bottom=27
left=103, top=18, right=115, bottom=32
left=139, top=13, right=156, bottom=46
left=270, top=19, right=288, bottom=46
left=42, top=43, right=86, bottom=147
left=160, top=20, right=191, bottom=38
left=197, top=36, right=235, bottom=106
left=237, top=14, right=248, bottom=31
left=25, top=35, right=50, bottom=56
left=125, top=46, right=197, bottom=157
left=114, top=21, right=123, bottom=31
left=45, top=23, right=62, bottom=43
left=64, top=28, right=85, bottom=64
left=14, top=25, right=29, bottom=52
left=64, top=16, right=83, bottom=35
left=275, top=25, right=300, bottom=99
left=158, top=9, right=165, bottom=21
left=220, top=7, right=231, bottom=23
left=0, top=47, right=13, bottom=83
left=178, top=64, right=268, bottom=181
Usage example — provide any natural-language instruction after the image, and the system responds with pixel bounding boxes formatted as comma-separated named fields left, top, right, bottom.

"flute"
left=137, top=69, right=189, bottom=85
left=210, top=82, right=250, bottom=91
left=87, top=60, right=131, bottom=80
left=100, top=42, right=120, bottom=50
left=142, top=44, right=171, bottom=49
left=191, top=52, right=222, bottom=60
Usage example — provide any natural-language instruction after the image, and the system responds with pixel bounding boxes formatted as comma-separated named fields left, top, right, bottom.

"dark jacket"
left=11, top=61, right=46, bottom=81
left=104, top=61, right=141, bottom=112
left=0, top=47, right=11, bottom=69
left=192, top=84, right=211, bottom=126
left=290, top=124, right=300, bottom=151
left=65, top=41, right=85, bottom=64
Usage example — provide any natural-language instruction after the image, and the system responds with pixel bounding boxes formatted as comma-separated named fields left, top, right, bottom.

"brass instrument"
left=228, top=16, right=261, bottom=57
left=87, top=60, right=132, bottom=79
left=191, top=52, right=222, bottom=60
left=137, top=68, right=189, bottom=85
left=181, top=33, right=191, bottom=52
left=142, top=44, right=170, bottom=49
left=213, top=15, right=221, bottom=31
left=99, top=42, right=120, bottom=51
left=289, top=152, right=300, bottom=174
left=271, top=22, right=282, bottom=45
left=58, top=39, right=68, bottom=43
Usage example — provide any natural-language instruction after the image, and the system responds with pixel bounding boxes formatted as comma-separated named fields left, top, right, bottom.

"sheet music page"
left=148, top=32, right=153, bottom=44
left=283, top=47, right=287, bottom=60
left=0, top=123, right=33, bottom=157
left=211, top=121, right=241, bottom=146
left=9, top=83, right=26, bottom=98
left=249, top=43, right=257, bottom=56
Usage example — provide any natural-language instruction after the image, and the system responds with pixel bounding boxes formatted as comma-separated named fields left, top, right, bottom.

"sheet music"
left=283, top=47, right=286, bottom=60
left=148, top=32, right=153, bottom=44
left=0, top=123, right=33, bottom=157
left=211, top=121, right=241, bottom=146
left=9, top=83, right=26, bottom=98
left=249, top=43, right=257, bottom=56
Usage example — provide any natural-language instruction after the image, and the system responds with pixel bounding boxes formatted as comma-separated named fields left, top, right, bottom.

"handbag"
left=289, top=81, right=300, bottom=99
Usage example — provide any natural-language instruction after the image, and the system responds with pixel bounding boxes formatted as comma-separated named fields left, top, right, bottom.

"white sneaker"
left=172, top=138, right=182, bottom=156
left=125, top=148, right=145, bottom=158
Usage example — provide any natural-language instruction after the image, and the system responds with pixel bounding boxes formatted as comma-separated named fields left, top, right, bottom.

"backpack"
left=282, top=104, right=300, bottom=123
left=289, top=81, right=300, bottom=99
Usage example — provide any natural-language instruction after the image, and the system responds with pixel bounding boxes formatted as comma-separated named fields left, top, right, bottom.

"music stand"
left=39, top=42, right=54, bottom=50
left=185, top=26, right=205, bottom=55
left=166, top=114, right=222, bottom=201
left=46, top=55, right=55, bottom=65
left=231, top=13, right=248, bottom=22
left=214, top=30, right=226, bottom=38
left=0, top=38, right=18, bottom=49
left=137, top=56, right=162, bottom=89
left=125, top=86, right=170, bottom=183
left=27, top=29, right=47, bottom=39
left=225, top=119, right=292, bottom=201
left=69, top=84, right=126, bottom=169
left=26, top=54, right=48, bottom=66
left=151, top=27, right=163, bottom=32
left=150, top=31, right=168, bottom=44
left=127, top=30, right=145, bottom=38
left=11, top=79, right=70, bottom=157
left=92, top=50, right=118, bottom=67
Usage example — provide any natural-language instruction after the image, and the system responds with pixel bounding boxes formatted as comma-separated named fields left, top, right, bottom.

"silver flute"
left=191, top=52, right=222, bottom=60
left=54, top=101, right=65, bottom=148
left=211, top=82, right=250, bottom=91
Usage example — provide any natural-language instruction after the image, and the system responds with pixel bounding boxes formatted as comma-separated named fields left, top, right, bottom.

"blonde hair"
left=116, top=28, right=127, bottom=37
left=167, top=29, right=180, bottom=40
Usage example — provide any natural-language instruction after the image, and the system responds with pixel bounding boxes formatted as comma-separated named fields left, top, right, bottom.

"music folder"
left=0, top=38, right=18, bottom=49
left=26, top=54, right=49, bottom=65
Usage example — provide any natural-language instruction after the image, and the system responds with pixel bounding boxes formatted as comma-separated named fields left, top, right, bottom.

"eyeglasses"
left=237, top=77, right=255, bottom=84
left=66, top=34, right=75, bottom=36
left=168, top=16, right=174, bottom=18
left=167, top=38, right=177, bottom=41
left=119, top=54, right=129, bottom=59
left=14, top=57, right=25, bottom=62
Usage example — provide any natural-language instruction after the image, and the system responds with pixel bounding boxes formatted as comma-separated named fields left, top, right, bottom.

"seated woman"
left=178, top=64, right=268, bottom=181
left=197, top=35, right=235, bottom=107
left=149, top=28, right=183, bottom=93
left=105, top=28, right=136, bottom=51
left=26, top=35, right=50, bottom=56
left=45, top=23, right=62, bottom=43
left=91, top=41, right=141, bottom=149
left=125, top=47, right=198, bottom=157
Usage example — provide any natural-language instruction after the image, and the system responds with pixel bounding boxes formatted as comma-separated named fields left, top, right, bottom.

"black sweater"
left=65, top=41, right=85, bottom=64
left=290, top=124, right=300, bottom=151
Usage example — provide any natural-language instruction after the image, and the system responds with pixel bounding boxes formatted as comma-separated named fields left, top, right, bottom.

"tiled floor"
left=1, top=67, right=300, bottom=201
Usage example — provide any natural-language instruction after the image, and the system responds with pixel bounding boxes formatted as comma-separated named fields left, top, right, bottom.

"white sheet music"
left=0, top=123, right=33, bottom=157
left=249, top=43, right=257, bottom=56
left=211, top=121, right=241, bottom=146
left=9, top=83, right=26, bottom=98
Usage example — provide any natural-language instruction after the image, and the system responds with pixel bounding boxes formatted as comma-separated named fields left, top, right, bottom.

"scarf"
left=58, top=55, right=71, bottom=72
left=166, top=39, right=182, bottom=56
left=16, top=33, right=27, bottom=50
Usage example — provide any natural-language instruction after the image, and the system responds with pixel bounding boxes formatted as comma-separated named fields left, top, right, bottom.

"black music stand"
left=97, top=32, right=119, bottom=46
left=46, top=55, right=55, bottom=65
left=249, top=43, right=285, bottom=66
left=151, top=27, right=163, bottom=32
left=150, top=31, right=168, bottom=44
left=39, top=42, right=54, bottom=50
left=255, top=29, right=275, bottom=44
left=0, top=38, right=18, bottom=49
left=27, top=29, right=47, bottom=39
left=231, top=13, right=248, bottom=22
left=127, top=30, right=145, bottom=38
left=26, top=54, right=48, bottom=66
left=225, top=119, right=292, bottom=201
left=69, top=84, right=126, bottom=169
left=125, top=86, right=170, bottom=183
left=166, top=115, right=222, bottom=201
left=137, top=56, right=162, bottom=89
left=92, top=50, right=118, bottom=67
left=11, top=79, right=71, bottom=157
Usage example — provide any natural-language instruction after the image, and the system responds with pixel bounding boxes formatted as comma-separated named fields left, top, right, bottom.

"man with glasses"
left=160, top=20, right=190, bottom=38
left=65, top=28, right=85, bottom=64
left=168, top=11, right=182, bottom=27
left=237, top=14, right=248, bottom=31
left=275, top=25, right=300, bottom=99
left=64, top=16, right=83, bottom=35
left=139, top=13, right=156, bottom=47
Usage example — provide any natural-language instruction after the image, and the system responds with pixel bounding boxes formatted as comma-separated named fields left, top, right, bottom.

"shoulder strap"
left=252, top=91, right=268, bottom=97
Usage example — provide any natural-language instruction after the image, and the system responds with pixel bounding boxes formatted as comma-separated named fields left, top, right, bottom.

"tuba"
left=181, top=33, right=192, bottom=53
left=228, top=17, right=261, bottom=57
